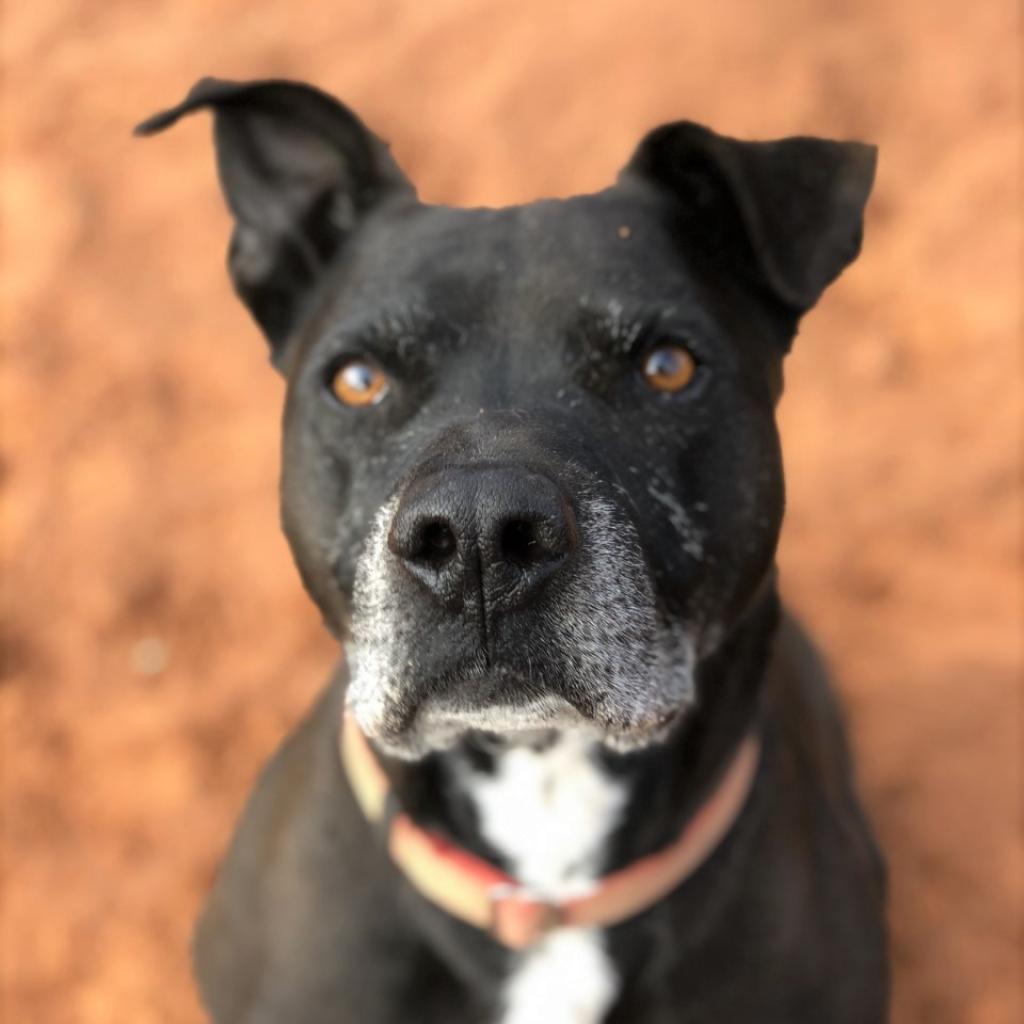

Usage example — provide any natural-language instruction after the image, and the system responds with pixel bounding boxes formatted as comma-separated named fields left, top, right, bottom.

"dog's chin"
left=348, top=686, right=688, bottom=761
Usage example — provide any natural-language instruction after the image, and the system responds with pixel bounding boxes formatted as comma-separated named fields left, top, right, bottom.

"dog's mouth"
left=345, top=657, right=689, bottom=760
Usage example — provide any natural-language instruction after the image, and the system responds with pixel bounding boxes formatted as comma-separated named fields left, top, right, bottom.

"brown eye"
left=641, top=343, right=697, bottom=393
left=331, top=360, right=389, bottom=407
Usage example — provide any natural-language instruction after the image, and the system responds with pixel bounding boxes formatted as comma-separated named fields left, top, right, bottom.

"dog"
left=137, top=77, right=888, bottom=1023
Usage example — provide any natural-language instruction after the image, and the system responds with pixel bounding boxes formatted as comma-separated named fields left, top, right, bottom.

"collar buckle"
left=488, top=887, right=564, bottom=950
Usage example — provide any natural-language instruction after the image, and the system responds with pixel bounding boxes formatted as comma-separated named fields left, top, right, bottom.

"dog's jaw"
left=344, top=491, right=701, bottom=760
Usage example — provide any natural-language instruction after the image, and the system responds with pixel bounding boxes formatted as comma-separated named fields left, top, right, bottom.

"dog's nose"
left=387, top=467, right=577, bottom=613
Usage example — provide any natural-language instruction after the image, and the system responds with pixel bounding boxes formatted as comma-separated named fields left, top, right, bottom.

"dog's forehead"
left=343, top=189, right=690, bottom=319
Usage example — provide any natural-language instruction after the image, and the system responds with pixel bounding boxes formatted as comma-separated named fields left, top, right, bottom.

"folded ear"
left=136, top=78, right=414, bottom=361
left=623, top=121, right=877, bottom=319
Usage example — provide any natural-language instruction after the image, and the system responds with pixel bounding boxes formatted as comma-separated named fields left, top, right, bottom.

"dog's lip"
left=347, top=663, right=589, bottom=742
left=395, top=686, right=594, bottom=740
left=347, top=670, right=689, bottom=752
left=599, top=706, right=687, bottom=752
left=468, top=726, right=561, bottom=753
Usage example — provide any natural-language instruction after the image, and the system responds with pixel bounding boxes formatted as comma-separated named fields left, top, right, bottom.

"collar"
left=340, top=713, right=761, bottom=950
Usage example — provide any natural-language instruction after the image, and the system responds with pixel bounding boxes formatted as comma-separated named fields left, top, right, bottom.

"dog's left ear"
left=623, top=122, right=877, bottom=320
left=136, top=78, right=414, bottom=363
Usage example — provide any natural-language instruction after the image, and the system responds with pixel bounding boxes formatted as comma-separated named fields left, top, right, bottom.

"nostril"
left=501, top=519, right=538, bottom=567
left=500, top=518, right=559, bottom=568
left=413, top=520, right=458, bottom=566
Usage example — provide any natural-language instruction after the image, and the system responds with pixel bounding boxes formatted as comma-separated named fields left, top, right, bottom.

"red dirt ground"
left=2, top=2, right=1021, bottom=1021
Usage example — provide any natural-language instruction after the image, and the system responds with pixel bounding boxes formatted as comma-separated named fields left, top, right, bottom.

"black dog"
left=138, top=78, right=888, bottom=1023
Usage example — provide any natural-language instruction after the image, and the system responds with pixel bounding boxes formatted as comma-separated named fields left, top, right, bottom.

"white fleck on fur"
left=647, top=485, right=705, bottom=559
left=465, top=736, right=626, bottom=1024
left=599, top=298, right=646, bottom=352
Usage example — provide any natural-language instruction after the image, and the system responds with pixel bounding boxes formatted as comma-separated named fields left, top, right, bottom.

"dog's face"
left=139, top=79, right=875, bottom=759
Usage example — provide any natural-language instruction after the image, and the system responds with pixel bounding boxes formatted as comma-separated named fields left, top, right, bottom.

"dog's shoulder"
left=191, top=674, right=413, bottom=1022
left=756, top=610, right=890, bottom=1011
left=768, top=613, right=857, bottom=794
left=191, top=677, right=338, bottom=1020
left=636, top=610, right=890, bottom=1021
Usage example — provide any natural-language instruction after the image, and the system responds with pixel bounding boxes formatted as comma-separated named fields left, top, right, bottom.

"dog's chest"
left=463, top=736, right=627, bottom=1024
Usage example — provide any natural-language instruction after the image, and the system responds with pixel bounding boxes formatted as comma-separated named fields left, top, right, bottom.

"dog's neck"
left=371, top=586, right=780, bottom=880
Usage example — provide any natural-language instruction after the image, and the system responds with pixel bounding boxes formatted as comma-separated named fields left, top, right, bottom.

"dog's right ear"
left=136, top=78, right=414, bottom=363
left=622, top=121, right=876, bottom=325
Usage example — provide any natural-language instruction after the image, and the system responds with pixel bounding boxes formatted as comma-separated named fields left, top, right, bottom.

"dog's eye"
left=331, top=359, right=390, bottom=407
left=641, top=343, right=697, bottom=393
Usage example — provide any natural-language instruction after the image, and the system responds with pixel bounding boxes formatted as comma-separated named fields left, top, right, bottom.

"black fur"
left=138, top=77, right=887, bottom=1022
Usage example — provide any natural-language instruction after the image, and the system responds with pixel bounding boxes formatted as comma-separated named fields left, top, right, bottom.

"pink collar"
left=340, top=714, right=760, bottom=949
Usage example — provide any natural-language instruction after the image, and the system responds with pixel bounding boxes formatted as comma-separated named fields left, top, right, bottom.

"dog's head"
left=139, top=78, right=875, bottom=759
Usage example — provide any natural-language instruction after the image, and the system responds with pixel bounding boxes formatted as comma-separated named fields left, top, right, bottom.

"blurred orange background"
left=2, top=2, right=1021, bottom=1021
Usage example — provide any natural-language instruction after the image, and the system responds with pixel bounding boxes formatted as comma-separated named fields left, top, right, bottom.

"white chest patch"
left=465, top=735, right=627, bottom=1024
left=499, top=929, right=619, bottom=1024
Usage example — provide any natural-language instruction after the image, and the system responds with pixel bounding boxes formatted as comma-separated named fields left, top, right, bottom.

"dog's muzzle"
left=345, top=458, right=697, bottom=759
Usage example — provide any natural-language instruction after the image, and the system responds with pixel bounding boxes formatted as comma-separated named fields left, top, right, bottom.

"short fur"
left=137, top=77, right=888, bottom=1022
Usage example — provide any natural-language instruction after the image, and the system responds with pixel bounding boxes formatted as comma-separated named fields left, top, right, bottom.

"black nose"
left=387, top=467, right=577, bottom=613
